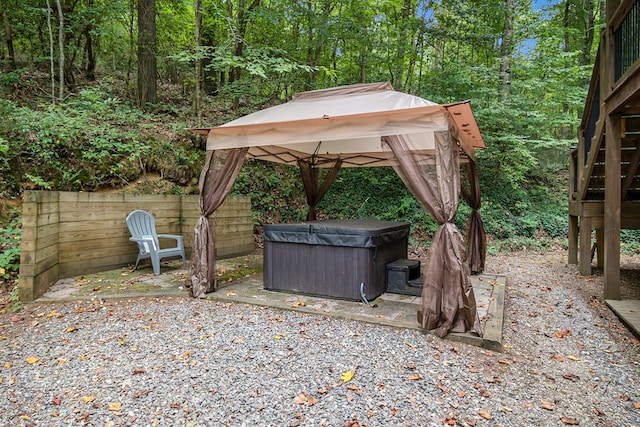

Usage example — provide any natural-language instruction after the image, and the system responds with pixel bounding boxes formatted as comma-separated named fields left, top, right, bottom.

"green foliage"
left=9, top=281, right=23, bottom=312
left=0, top=216, right=21, bottom=281
left=0, top=85, right=200, bottom=197
left=232, top=160, right=306, bottom=225
left=621, top=230, right=640, bottom=255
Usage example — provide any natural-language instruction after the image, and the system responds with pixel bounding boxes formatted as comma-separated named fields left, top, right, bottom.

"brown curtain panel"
left=298, top=159, right=342, bottom=221
left=383, top=134, right=482, bottom=338
left=460, top=160, right=487, bottom=274
left=188, top=148, right=248, bottom=298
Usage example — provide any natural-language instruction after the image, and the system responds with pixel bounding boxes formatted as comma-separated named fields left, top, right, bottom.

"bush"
left=0, top=214, right=21, bottom=302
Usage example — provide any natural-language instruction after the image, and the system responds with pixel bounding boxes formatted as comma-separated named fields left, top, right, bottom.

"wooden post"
left=604, top=114, right=621, bottom=300
left=568, top=215, right=578, bottom=264
left=579, top=215, right=592, bottom=276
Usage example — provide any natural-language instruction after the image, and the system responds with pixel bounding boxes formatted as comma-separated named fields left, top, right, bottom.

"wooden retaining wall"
left=19, top=191, right=254, bottom=301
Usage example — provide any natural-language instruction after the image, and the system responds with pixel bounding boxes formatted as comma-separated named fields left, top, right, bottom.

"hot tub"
left=263, top=219, right=409, bottom=301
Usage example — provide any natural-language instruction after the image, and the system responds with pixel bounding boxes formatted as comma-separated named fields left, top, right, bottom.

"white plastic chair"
left=125, top=210, right=186, bottom=275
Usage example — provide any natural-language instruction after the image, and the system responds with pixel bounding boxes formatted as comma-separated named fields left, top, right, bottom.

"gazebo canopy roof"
left=193, top=82, right=485, bottom=167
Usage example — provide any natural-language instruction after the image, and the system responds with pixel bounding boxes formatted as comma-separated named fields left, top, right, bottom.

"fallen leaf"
left=65, top=325, right=78, bottom=333
left=390, top=408, right=398, bottom=416
left=443, top=417, right=457, bottom=425
left=464, top=418, right=476, bottom=426
left=293, top=392, right=308, bottom=405
left=307, top=396, right=318, bottom=406
left=108, top=402, right=121, bottom=411
left=567, top=355, right=579, bottom=361
left=457, top=390, right=467, bottom=398
left=26, top=357, right=39, bottom=365
left=407, top=373, right=421, bottom=381
left=467, top=365, right=479, bottom=373
left=634, top=403, right=640, bottom=409
left=560, top=416, right=579, bottom=425
left=3, top=362, right=11, bottom=368
left=562, top=373, right=579, bottom=381
left=133, top=368, right=146, bottom=374
left=555, top=329, right=572, bottom=338
left=232, top=337, right=244, bottom=344
left=478, top=409, right=491, bottom=420
left=134, top=389, right=152, bottom=398
left=291, top=300, right=305, bottom=307
left=406, top=363, right=417, bottom=370
left=81, top=395, right=96, bottom=403
left=541, top=401, right=556, bottom=411
left=341, top=370, right=354, bottom=383
left=52, top=396, right=61, bottom=405
left=10, top=316, right=24, bottom=322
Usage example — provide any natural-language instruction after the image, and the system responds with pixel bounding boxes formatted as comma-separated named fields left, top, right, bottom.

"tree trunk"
left=500, top=0, right=515, bottom=102
left=393, top=0, right=411, bottom=91
left=228, top=0, right=261, bottom=85
left=202, top=33, right=218, bottom=95
left=84, top=26, right=96, bottom=80
left=126, top=0, right=135, bottom=99
left=137, top=0, right=157, bottom=108
left=194, top=0, right=203, bottom=125
left=46, top=0, right=55, bottom=103
left=55, top=0, right=64, bottom=101
left=561, top=0, right=570, bottom=140
left=1, top=0, right=15, bottom=68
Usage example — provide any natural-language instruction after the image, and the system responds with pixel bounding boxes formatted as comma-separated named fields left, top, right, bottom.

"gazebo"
left=189, top=82, right=487, bottom=338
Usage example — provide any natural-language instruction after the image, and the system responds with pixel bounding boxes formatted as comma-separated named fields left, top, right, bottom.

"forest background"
left=2, top=0, right=637, bottom=302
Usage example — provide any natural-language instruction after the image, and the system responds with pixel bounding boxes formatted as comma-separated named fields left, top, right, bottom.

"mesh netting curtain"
left=188, top=148, right=248, bottom=298
left=383, top=134, right=482, bottom=338
left=298, top=159, right=342, bottom=221
left=461, top=160, right=486, bottom=274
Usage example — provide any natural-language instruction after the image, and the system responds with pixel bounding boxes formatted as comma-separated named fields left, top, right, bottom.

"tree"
left=1, top=0, right=15, bottom=68
left=137, top=0, right=157, bottom=107
left=55, top=0, right=64, bottom=100
left=500, top=0, right=515, bottom=101
left=194, top=0, right=202, bottom=125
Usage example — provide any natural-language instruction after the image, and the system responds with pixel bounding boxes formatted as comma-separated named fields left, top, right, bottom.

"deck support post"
left=604, top=114, right=621, bottom=300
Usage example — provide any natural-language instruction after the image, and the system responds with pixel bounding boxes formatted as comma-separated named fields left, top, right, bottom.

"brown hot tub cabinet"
left=263, top=220, right=409, bottom=301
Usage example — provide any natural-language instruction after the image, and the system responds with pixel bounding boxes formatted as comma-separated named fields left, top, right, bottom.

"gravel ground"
left=1, top=251, right=639, bottom=427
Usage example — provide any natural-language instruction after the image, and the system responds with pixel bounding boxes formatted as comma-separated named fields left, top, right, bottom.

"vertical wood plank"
left=568, top=215, right=578, bottom=264
left=604, top=114, right=621, bottom=299
left=595, top=227, right=604, bottom=268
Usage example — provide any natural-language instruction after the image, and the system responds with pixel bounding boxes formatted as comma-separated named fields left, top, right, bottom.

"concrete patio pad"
left=37, top=253, right=505, bottom=351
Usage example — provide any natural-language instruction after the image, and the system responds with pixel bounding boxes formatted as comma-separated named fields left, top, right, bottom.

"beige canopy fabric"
left=190, top=82, right=487, bottom=337
left=192, top=82, right=485, bottom=167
